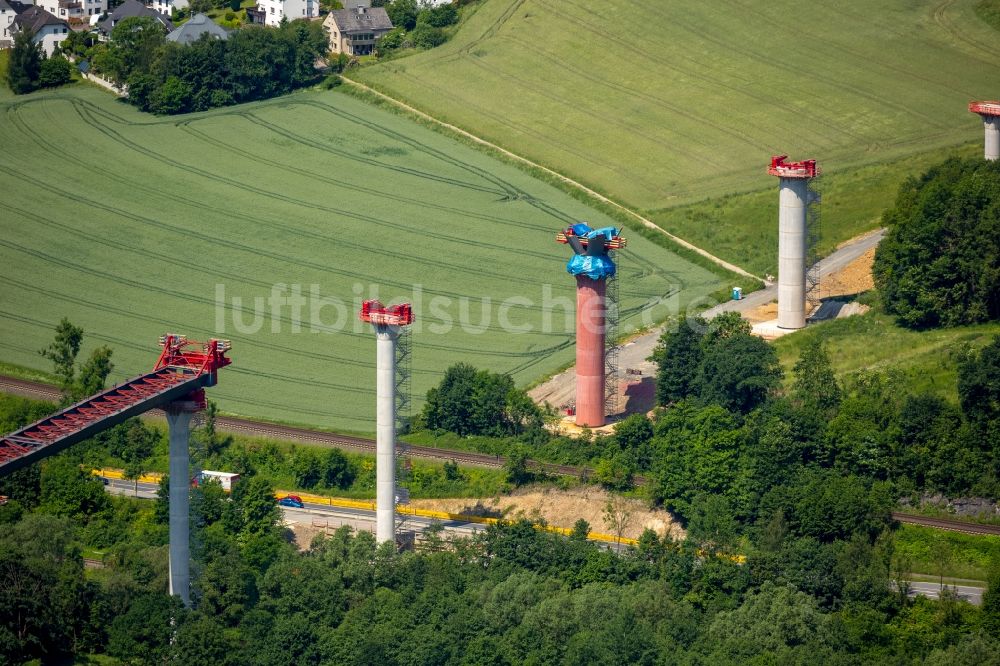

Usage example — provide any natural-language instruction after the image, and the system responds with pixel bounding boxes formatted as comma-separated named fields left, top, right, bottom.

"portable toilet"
left=732, top=287, right=743, bottom=301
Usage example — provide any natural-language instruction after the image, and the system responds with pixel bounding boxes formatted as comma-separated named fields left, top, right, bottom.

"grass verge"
left=895, top=523, right=1000, bottom=581
left=773, top=299, right=1000, bottom=402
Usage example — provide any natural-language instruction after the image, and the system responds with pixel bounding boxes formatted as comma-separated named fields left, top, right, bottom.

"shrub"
left=410, top=23, right=445, bottom=48
left=39, top=55, right=72, bottom=88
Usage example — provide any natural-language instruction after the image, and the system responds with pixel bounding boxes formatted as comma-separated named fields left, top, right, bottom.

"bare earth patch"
left=819, top=247, right=875, bottom=299
left=745, top=244, right=876, bottom=325
left=411, top=485, right=684, bottom=541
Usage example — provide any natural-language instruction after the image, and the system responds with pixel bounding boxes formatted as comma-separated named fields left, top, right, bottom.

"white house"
left=0, top=0, right=31, bottom=48
left=246, top=0, right=317, bottom=28
left=10, top=4, right=69, bottom=56
left=34, top=0, right=107, bottom=21
left=148, top=0, right=186, bottom=20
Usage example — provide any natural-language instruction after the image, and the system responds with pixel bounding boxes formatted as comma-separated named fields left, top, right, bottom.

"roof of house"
left=98, top=0, right=173, bottom=35
left=11, top=5, right=69, bottom=33
left=166, top=13, right=228, bottom=43
left=326, top=6, right=392, bottom=33
left=0, top=0, right=28, bottom=13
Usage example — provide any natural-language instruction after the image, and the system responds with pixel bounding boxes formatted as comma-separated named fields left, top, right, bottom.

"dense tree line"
left=90, top=17, right=327, bottom=114
left=421, top=363, right=546, bottom=438
left=375, top=0, right=461, bottom=54
left=874, top=157, right=1000, bottom=329
left=2, top=435, right=998, bottom=664
left=6, top=29, right=73, bottom=95
left=649, top=316, right=1000, bottom=517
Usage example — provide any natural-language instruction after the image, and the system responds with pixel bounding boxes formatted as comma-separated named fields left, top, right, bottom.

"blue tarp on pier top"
left=566, top=224, right=619, bottom=280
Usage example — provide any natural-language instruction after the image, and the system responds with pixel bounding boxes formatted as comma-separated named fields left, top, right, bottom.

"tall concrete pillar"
left=575, top=275, right=606, bottom=427
left=984, top=115, right=999, bottom=161
left=969, top=103, right=1000, bottom=161
left=375, top=327, right=400, bottom=545
left=166, top=407, right=193, bottom=607
left=777, top=177, right=809, bottom=330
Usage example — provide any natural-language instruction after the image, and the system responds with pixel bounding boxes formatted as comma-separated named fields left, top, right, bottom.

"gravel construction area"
left=412, top=485, right=683, bottom=541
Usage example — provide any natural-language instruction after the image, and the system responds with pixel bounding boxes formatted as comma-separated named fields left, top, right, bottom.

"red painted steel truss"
left=0, top=334, right=231, bottom=476
left=359, top=300, right=414, bottom=327
left=768, top=154, right=818, bottom=179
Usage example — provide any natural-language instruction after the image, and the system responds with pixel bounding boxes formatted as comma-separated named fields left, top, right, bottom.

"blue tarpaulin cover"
left=565, top=224, right=619, bottom=280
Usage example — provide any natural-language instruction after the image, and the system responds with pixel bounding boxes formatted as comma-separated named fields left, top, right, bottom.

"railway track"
left=892, top=512, right=1000, bottom=536
left=0, top=375, right=605, bottom=478
left=6, top=376, right=1000, bottom=534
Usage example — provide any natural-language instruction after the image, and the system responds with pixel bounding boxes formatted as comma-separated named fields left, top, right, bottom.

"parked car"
left=0, top=495, right=8, bottom=506
left=278, top=495, right=304, bottom=508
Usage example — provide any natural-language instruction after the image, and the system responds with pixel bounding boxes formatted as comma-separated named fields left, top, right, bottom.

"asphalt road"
left=103, top=478, right=484, bottom=538
left=531, top=229, right=886, bottom=410
left=906, top=581, right=984, bottom=605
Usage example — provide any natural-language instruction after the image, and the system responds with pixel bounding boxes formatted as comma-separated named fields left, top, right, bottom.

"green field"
left=896, top=524, right=1000, bottom=581
left=773, top=302, right=1000, bottom=402
left=0, top=85, right=721, bottom=432
left=354, top=0, right=1000, bottom=273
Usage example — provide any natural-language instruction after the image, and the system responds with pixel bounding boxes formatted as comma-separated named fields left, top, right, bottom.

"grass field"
left=353, top=0, right=1000, bottom=273
left=0, top=85, right=721, bottom=432
left=896, top=524, right=1000, bottom=581
left=773, top=300, right=1000, bottom=402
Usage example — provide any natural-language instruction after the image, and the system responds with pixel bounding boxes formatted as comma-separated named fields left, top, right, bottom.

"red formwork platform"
left=970, top=101, right=1000, bottom=117
left=768, top=154, right=818, bottom=179
left=359, top=300, right=414, bottom=327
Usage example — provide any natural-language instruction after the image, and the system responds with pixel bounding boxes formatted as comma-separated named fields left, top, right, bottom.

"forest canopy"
left=874, top=157, right=1000, bottom=329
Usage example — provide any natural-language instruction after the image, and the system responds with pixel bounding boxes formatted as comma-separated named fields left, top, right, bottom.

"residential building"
left=165, top=11, right=226, bottom=43
left=34, top=0, right=107, bottom=21
left=149, top=0, right=187, bottom=21
left=96, top=0, right=170, bottom=39
left=324, top=5, right=392, bottom=56
left=0, top=0, right=28, bottom=48
left=10, top=4, right=68, bottom=55
left=246, top=0, right=316, bottom=28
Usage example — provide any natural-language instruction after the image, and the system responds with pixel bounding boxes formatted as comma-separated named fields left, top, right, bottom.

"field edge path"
left=339, top=77, right=762, bottom=283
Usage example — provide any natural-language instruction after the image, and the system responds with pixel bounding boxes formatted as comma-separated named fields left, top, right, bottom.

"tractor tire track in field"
left=456, top=49, right=727, bottom=175
left=3, top=108, right=581, bottom=292
left=562, top=0, right=945, bottom=135
left=508, top=9, right=859, bottom=149
left=65, top=100, right=586, bottom=268
left=178, top=120, right=542, bottom=231
left=628, top=0, right=950, bottom=130
left=69, top=103, right=532, bottom=260
left=0, top=232, right=577, bottom=359
left=498, top=33, right=791, bottom=151
left=366, top=69, right=666, bottom=199
left=532, top=1, right=867, bottom=148
left=341, top=78, right=762, bottom=282
left=721, top=0, right=989, bottom=99
left=12, top=98, right=672, bottom=297
left=294, top=99, right=584, bottom=229
left=932, top=0, right=998, bottom=61
left=10, top=104, right=574, bottom=306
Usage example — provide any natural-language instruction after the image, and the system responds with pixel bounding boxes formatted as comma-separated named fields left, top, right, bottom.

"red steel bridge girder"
left=0, top=334, right=231, bottom=477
